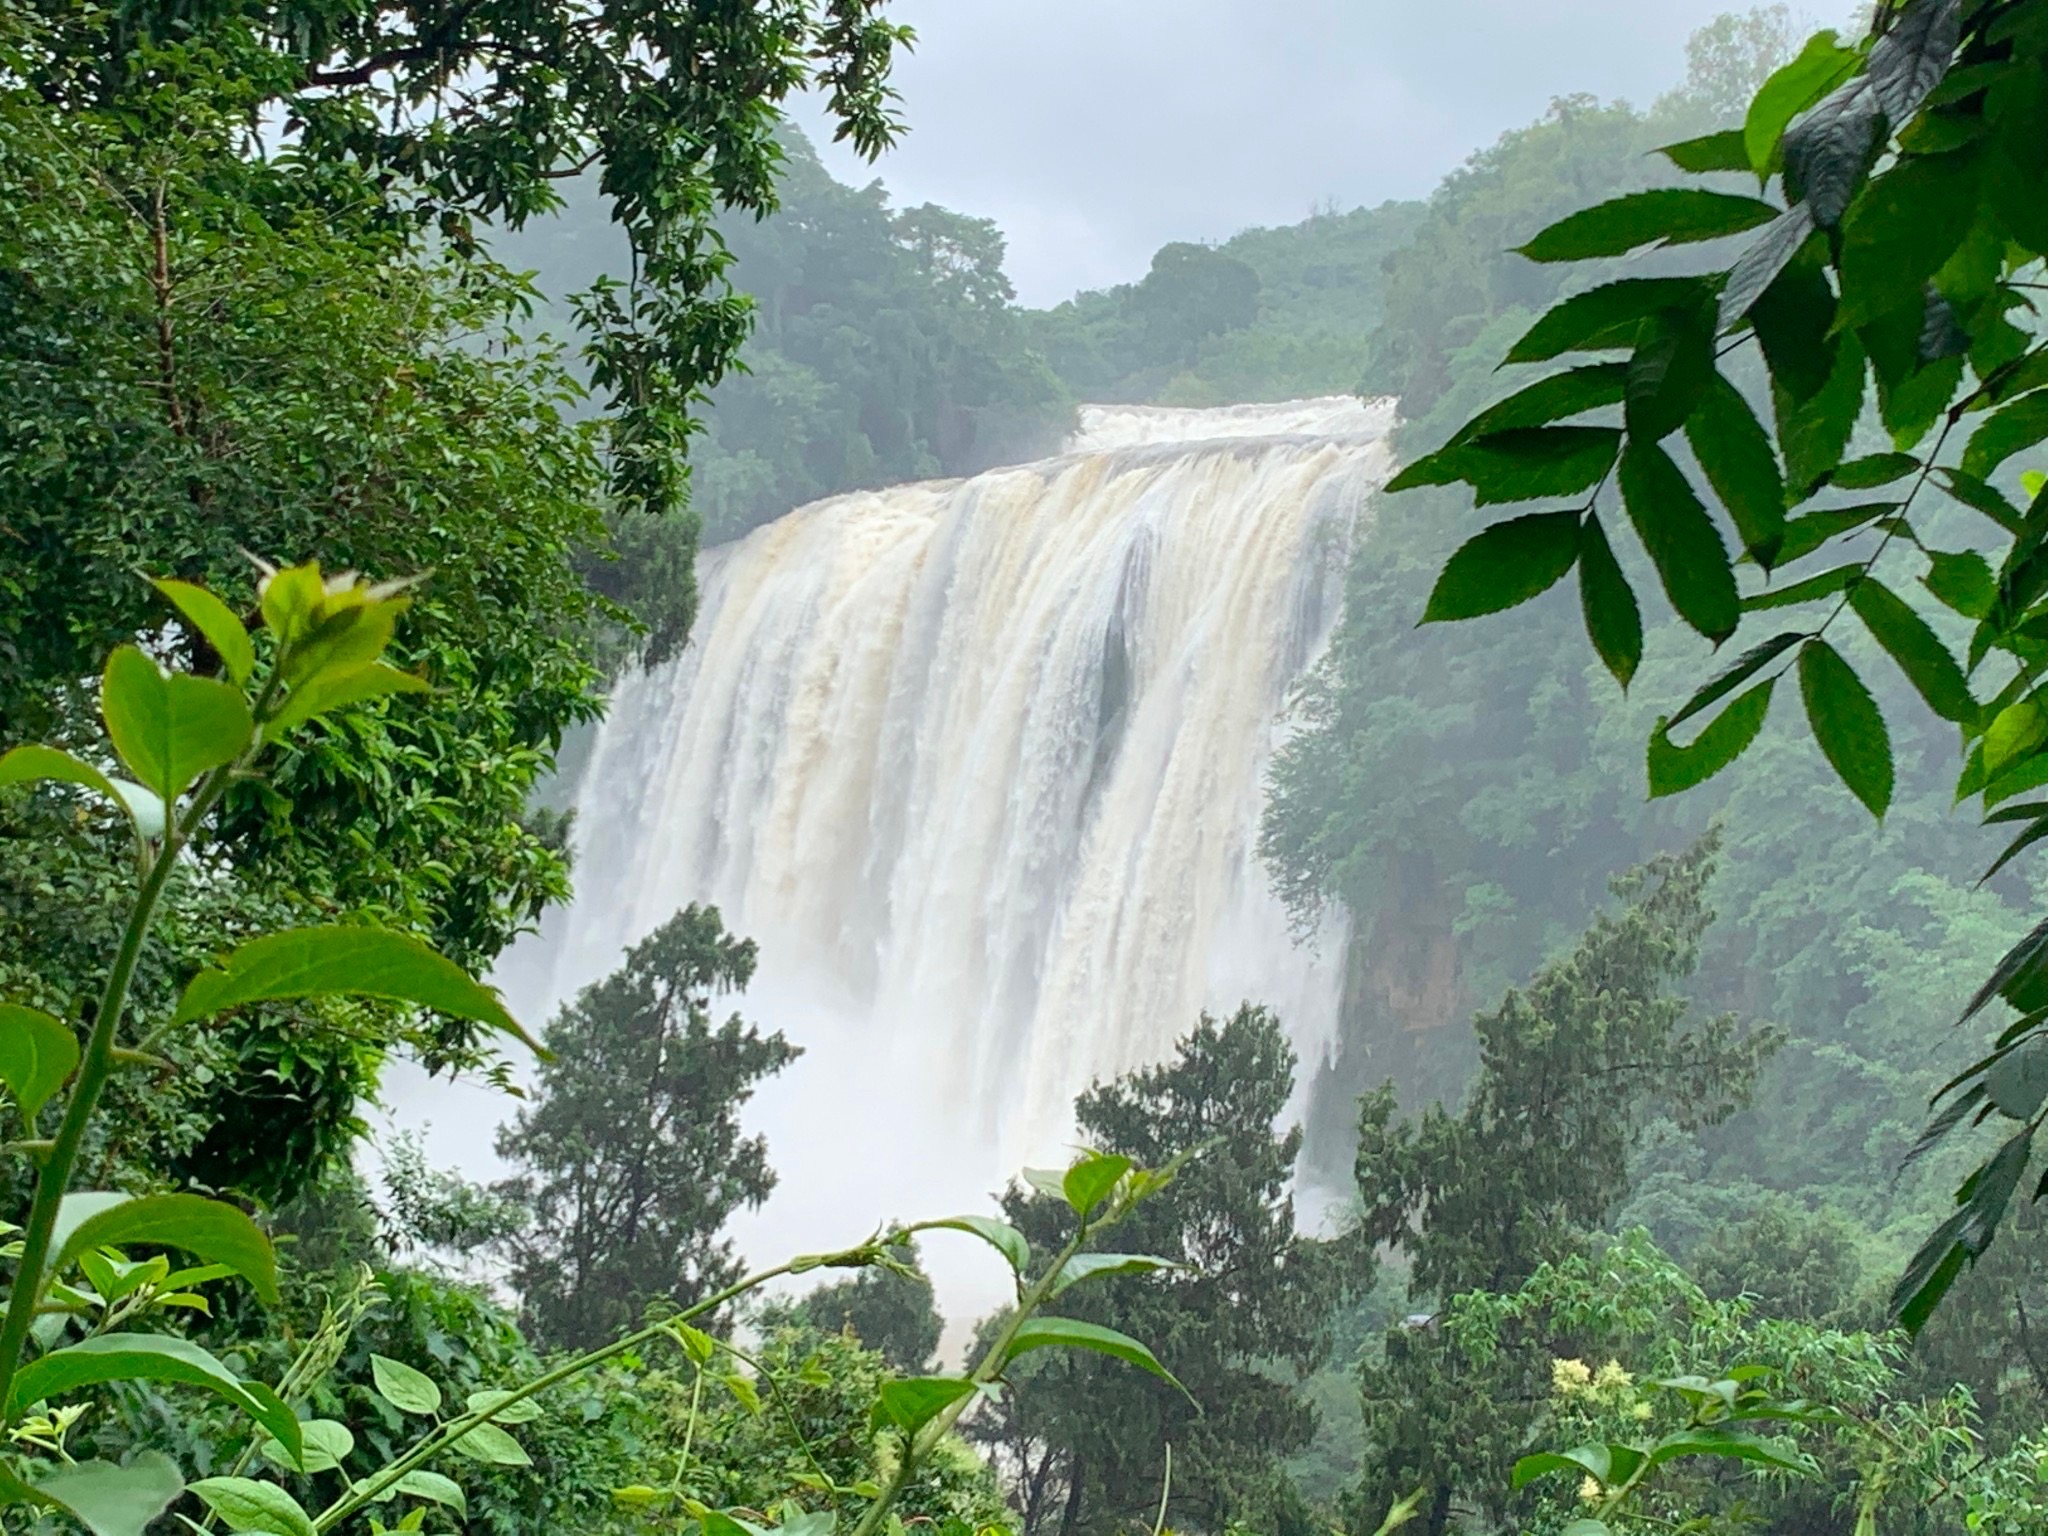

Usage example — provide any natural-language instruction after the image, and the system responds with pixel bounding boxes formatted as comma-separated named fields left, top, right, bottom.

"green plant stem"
left=0, top=755, right=239, bottom=1427
left=843, top=1224, right=1093, bottom=1536
left=313, top=1255, right=820, bottom=1532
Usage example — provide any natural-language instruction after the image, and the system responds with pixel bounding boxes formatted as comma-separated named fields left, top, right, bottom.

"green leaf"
left=1924, top=550, right=1997, bottom=618
left=1773, top=502, right=1896, bottom=567
left=0, top=746, right=140, bottom=831
left=259, top=1418, right=354, bottom=1475
left=1577, top=513, right=1642, bottom=689
left=1050, top=1253, right=1177, bottom=1296
left=258, top=563, right=326, bottom=648
left=1962, top=393, right=2048, bottom=481
left=1063, top=1153, right=1132, bottom=1216
left=1649, top=681, right=1776, bottom=798
left=448, top=1421, right=531, bottom=1466
left=1719, top=205, right=1819, bottom=331
left=1448, top=364, right=1627, bottom=446
left=1774, top=335, right=1868, bottom=490
left=50, top=1192, right=278, bottom=1306
left=1659, top=129, right=1749, bottom=173
left=188, top=1477, right=315, bottom=1536
left=1956, top=913, right=2048, bottom=1028
left=1849, top=581, right=1977, bottom=724
left=371, top=1354, right=442, bottom=1416
left=1937, top=469, right=2025, bottom=534
left=1002, top=1317, right=1183, bottom=1391
left=1745, top=30, right=1861, bottom=174
left=1422, top=512, right=1581, bottom=623
left=390, top=1471, right=466, bottom=1517
left=1783, top=82, right=1884, bottom=228
left=0, top=1004, right=79, bottom=1121
left=1986, top=1037, right=2048, bottom=1121
left=1391, top=428, right=1619, bottom=505
left=1511, top=1443, right=1644, bottom=1491
left=876, top=1376, right=977, bottom=1434
left=11, top=1335, right=299, bottom=1456
left=100, top=645, right=252, bottom=804
left=1839, top=151, right=1982, bottom=328
left=1866, top=0, right=1963, bottom=125
left=1644, top=1427, right=1812, bottom=1476
left=1893, top=1129, right=2032, bottom=1330
left=266, top=663, right=432, bottom=741
left=1982, top=700, right=2048, bottom=783
left=914, top=1216, right=1030, bottom=1276
left=1518, top=189, right=1778, bottom=263
left=1508, top=280, right=1716, bottom=365
left=1685, top=374, right=1786, bottom=564
left=465, top=1389, right=543, bottom=1425
left=1668, top=633, right=1802, bottom=731
left=152, top=579, right=255, bottom=686
left=1829, top=452, right=1921, bottom=489
left=176, top=926, right=534, bottom=1050
left=1618, top=439, right=1739, bottom=642
left=33, top=1455, right=183, bottom=1536
left=1626, top=302, right=1716, bottom=442
left=1799, top=639, right=1894, bottom=816
left=1744, top=567, right=1857, bottom=611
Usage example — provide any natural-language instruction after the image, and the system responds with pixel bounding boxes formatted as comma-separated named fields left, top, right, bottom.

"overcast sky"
left=799, top=0, right=1764, bottom=306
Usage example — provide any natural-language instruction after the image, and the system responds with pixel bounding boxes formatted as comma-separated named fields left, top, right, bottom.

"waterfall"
left=394, top=395, right=1396, bottom=1320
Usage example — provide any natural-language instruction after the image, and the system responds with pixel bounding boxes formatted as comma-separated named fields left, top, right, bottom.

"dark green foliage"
left=493, top=907, right=797, bottom=1350
left=973, top=1008, right=1344, bottom=1536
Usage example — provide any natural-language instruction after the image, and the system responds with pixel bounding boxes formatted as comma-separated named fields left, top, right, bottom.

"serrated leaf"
left=1783, top=82, right=1884, bottom=229
left=1799, top=638, right=1894, bottom=815
left=1391, top=428, right=1619, bottom=505
left=1745, top=566, right=1857, bottom=611
left=449, top=1421, right=530, bottom=1466
left=1577, top=513, right=1642, bottom=689
left=1963, top=393, right=2048, bottom=481
left=1985, top=700, right=2048, bottom=783
left=152, top=579, right=255, bottom=686
left=1518, top=189, right=1778, bottom=263
left=1924, top=550, right=1996, bottom=618
left=1775, top=334, right=1868, bottom=490
left=913, top=1216, right=1030, bottom=1276
left=1830, top=452, right=1921, bottom=489
left=1986, top=1037, right=2048, bottom=1120
left=1686, top=373, right=1786, bottom=564
left=1937, top=469, right=2024, bottom=534
left=1449, top=364, right=1627, bottom=446
left=1746, top=30, right=1862, bottom=174
left=1001, top=1317, right=1183, bottom=1392
left=1507, top=279, right=1715, bottom=365
left=1719, top=205, right=1819, bottom=332
left=0, top=1004, right=79, bottom=1121
left=176, top=926, right=533, bottom=1050
left=33, top=1455, right=183, bottom=1536
left=1867, top=0, right=1963, bottom=125
left=1773, top=502, right=1896, bottom=566
left=1957, top=913, right=2048, bottom=1028
left=1063, top=1153, right=1132, bottom=1217
left=49, top=1192, right=277, bottom=1305
left=11, top=1336, right=298, bottom=1456
left=371, top=1354, right=442, bottom=1416
left=1660, top=129, right=1749, bottom=173
left=1893, top=1129, right=2031, bottom=1330
left=1649, top=680, right=1776, bottom=797
left=100, top=645, right=251, bottom=804
left=1849, top=580, right=1977, bottom=723
left=876, top=1376, right=977, bottom=1434
left=1839, top=151, right=1982, bottom=327
left=188, top=1476, right=314, bottom=1536
left=1669, top=633, right=1803, bottom=730
left=1422, top=512, right=1581, bottom=623
left=1626, top=302, right=1716, bottom=441
left=1618, top=439, right=1739, bottom=641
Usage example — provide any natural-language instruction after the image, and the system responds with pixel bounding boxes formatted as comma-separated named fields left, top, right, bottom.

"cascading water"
left=392, top=395, right=1397, bottom=1321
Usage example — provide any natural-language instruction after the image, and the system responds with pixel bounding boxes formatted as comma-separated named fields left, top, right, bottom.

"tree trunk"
left=1058, top=1453, right=1086, bottom=1536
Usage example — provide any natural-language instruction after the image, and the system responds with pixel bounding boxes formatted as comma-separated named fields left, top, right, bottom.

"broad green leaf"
left=50, top=1192, right=278, bottom=1306
left=1744, top=30, right=1861, bottom=174
left=176, top=926, right=533, bottom=1050
left=1422, top=512, right=1581, bottom=623
left=1783, top=82, right=1884, bottom=228
left=100, top=645, right=252, bottom=804
left=1518, top=189, right=1777, bottom=263
left=33, top=1454, right=183, bottom=1536
left=1986, top=1037, right=2048, bottom=1121
left=1685, top=374, right=1786, bottom=565
left=260, top=1418, right=354, bottom=1474
left=1936, top=469, right=2025, bottom=534
left=1893, top=1129, right=2032, bottom=1330
left=1839, top=151, right=1982, bottom=328
left=449, top=1421, right=531, bottom=1466
left=152, top=579, right=255, bottom=686
left=10, top=1335, right=299, bottom=1455
left=258, top=563, right=326, bottom=648
left=466, top=1389, right=543, bottom=1425
left=1719, top=205, right=1819, bottom=331
left=1002, top=1317, right=1183, bottom=1391
left=1625, top=302, right=1715, bottom=441
left=1022, top=1167, right=1069, bottom=1201
left=1962, top=393, right=2048, bottom=481
left=1750, top=243, right=1840, bottom=401
left=1644, top=1427, right=1812, bottom=1476
left=876, top=1376, right=977, bottom=1434
left=1799, top=639, right=1894, bottom=816
left=1866, top=0, right=1963, bottom=124
left=266, top=662, right=432, bottom=741
left=1829, top=452, right=1920, bottom=489
left=1983, top=700, right=2048, bottom=783
left=1577, top=514, right=1642, bottom=688
left=283, top=601, right=406, bottom=689
left=1649, top=681, right=1776, bottom=798
left=914, top=1216, right=1031, bottom=1276
left=0, top=1004, right=79, bottom=1120
left=390, top=1471, right=467, bottom=1517
left=1391, top=428, right=1618, bottom=505
left=1448, top=364, right=1627, bottom=446
left=1507, top=279, right=1715, bottom=365
left=188, top=1476, right=315, bottom=1536
left=1773, top=503, right=1896, bottom=567
left=0, top=746, right=138, bottom=830
left=1063, top=1153, right=1132, bottom=1217
left=1849, top=580, right=1977, bottom=724
left=1744, top=566, right=1857, bottom=611
left=1958, top=914, right=2048, bottom=1029
left=1774, top=335, right=1868, bottom=491
left=1659, top=129, right=1749, bottom=173
left=1618, top=439, right=1739, bottom=642
left=1050, top=1253, right=1177, bottom=1296
left=371, top=1354, right=442, bottom=1416
left=1511, top=1443, right=1645, bottom=1490
left=1667, top=633, right=1802, bottom=731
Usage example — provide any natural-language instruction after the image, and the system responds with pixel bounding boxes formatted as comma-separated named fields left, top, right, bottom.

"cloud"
left=799, top=0, right=1753, bottom=304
